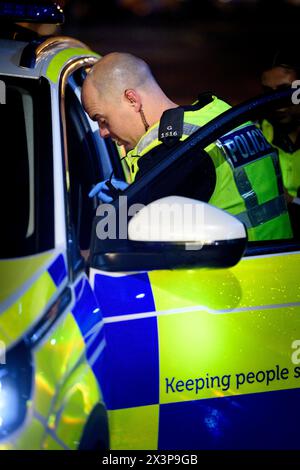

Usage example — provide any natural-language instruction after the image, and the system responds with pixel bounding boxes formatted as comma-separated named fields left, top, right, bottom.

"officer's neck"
left=145, top=97, right=178, bottom=130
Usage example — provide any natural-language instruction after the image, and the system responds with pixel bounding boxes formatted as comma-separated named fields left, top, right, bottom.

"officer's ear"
left=124, top=89, right=142, bottom=112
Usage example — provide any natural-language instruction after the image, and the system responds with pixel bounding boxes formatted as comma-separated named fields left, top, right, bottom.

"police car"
left=0, top=1, right=299, bottom=451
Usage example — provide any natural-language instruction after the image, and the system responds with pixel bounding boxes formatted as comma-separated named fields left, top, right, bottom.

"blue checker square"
left=98, top=317, right=159, bottom=410
left=158, top=388, right=300, bottom=450
left=93, top=272, right=155, bottom=317
left=72, top=277, right=103, bottom=339
left=48, top=254, right=67, bottom=287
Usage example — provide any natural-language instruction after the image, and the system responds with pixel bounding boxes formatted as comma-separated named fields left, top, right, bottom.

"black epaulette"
left=158, top=92, right=214, bottom=147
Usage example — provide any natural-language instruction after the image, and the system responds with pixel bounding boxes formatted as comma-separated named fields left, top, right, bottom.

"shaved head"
left=86, top=52, right=157, bottom=102
left=81, top=52, right=177, bottom=151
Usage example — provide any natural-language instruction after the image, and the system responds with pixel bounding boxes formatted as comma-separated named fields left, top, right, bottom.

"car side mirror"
left=90, top=196, right=247, bottom=272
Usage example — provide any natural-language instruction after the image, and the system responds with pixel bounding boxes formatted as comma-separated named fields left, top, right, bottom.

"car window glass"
left=0, top=76, right=54, bottom=258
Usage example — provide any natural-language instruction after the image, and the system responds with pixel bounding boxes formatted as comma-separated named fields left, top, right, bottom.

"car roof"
left=0, top=38, right=40, bottom=78
left=0, top=35, right=98, bottom=81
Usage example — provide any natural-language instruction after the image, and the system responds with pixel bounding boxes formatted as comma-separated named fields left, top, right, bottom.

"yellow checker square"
left=149, top=268, right=243, bottom=311
left=43, top=435, right=65, bottom=450
left=14, top=418, right=46, bottom=450
left=0, top=270, right=57, bottom=345
left=34, top=313, right=86, bottom=414
left=158, top=307, right=300, bottom=405
left=108, top=405, right=159, bottom=450
left=149, top=254, right=300, bottom=313
left=0, top=252, right=53, bottom=303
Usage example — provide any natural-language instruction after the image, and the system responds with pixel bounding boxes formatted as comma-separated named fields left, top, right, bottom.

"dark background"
left=58, top=0, right=300, bottom=105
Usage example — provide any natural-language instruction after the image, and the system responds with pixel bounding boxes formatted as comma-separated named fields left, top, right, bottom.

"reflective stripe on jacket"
left=261, top=119, right=300, bottom=199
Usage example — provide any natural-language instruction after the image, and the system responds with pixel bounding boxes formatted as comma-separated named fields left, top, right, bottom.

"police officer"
left=261, top=48, right=300, bottom=238
left=82, top=52, right=292, bottom=241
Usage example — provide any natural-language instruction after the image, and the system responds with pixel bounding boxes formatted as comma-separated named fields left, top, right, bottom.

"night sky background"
left=58, top=0, right=299, bottom=105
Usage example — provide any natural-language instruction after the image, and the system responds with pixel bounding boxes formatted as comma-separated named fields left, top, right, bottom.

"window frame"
left=59, top=57, right=126, bottom=278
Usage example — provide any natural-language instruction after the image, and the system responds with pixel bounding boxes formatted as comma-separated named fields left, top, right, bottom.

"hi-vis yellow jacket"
left=126, top=96, right=292, bottom=241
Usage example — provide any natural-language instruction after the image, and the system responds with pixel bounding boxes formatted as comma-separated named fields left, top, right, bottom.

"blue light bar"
left=0, top=2, right=64, bottom=24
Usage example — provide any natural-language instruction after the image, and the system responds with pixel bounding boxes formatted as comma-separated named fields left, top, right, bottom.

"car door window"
left=0, top=76, right=54, bottom=258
